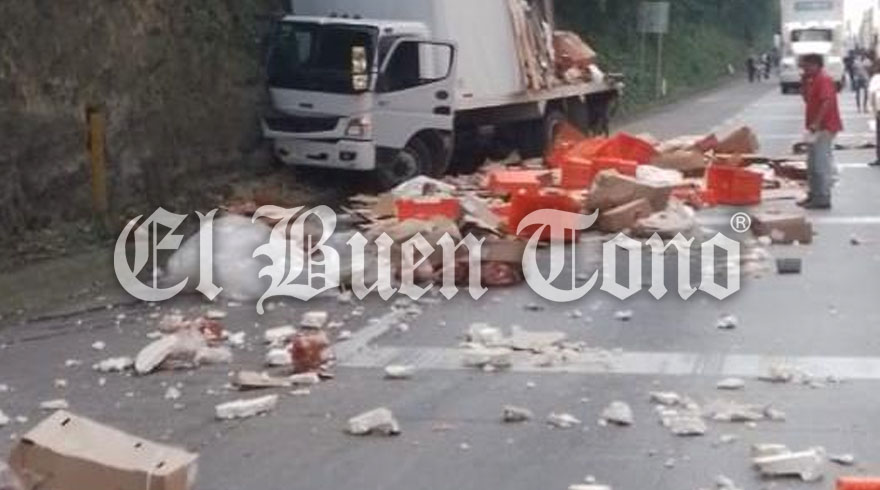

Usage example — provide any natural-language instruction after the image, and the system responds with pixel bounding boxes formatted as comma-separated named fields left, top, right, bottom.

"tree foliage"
left=555, top=0, right=780, bottom=111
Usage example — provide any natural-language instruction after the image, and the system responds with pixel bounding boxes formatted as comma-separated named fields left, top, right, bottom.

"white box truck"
left=779, top=0, right=846, bottom=94
left=262, top=0, right=620, bottom=187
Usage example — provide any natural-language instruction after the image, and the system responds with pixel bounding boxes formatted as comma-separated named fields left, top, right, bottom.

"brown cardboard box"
left=9, top=411, right=198, bottom=490
left=649, top=150, right=707, bottom=174
left=597, top=199, right=653, bottom=233
left=552, top=31, right=596, bottom=72
left=716, top=126, right=760, bottom=154
left=587, top=171, right=673, bottom=212
left=752, top=211, right=813, bottom=244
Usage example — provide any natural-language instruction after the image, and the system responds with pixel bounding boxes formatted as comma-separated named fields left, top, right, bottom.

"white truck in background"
left=779, top=0, right=846, bottom=94
left=262, top=0, right=620, bottom=188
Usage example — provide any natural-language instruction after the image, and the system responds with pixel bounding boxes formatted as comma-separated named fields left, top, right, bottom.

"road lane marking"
left=337, top=345, right=880, bottom=380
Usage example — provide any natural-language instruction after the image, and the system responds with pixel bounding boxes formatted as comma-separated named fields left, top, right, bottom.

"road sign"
left=638, top=2, right=670, bottom=34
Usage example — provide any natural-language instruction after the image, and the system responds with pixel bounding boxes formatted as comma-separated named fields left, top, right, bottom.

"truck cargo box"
left=291, top=0, right=536, bottom=106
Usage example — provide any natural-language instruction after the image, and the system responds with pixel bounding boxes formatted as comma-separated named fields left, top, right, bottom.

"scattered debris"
left=703, top=399, right=766, bottom=423
left=205, top=309, right=227, bottom=320
left=776, top=258, right=803, bottom=275
left=233, top=371, right=291, bottom=390
left=547, top=412, right=582, bottom=429
left=649, top=392, right=682, bottom=407
left=264, top=326, right=297, bottom=346
left=215, top=395, right=279, bottom=420
left=502, top=406, right=534, bottom=423
left=301, top=311, right=329, bottom=329
left=91, top=341, right=106, bottom=351
left=752, top=446, right=826, bottom=482
left=288, top=372, right=321, bottom=386
left=829, top=453, right=856, bottom=466
left=384, top=365, right=416, bottom=380
left=601, top=401, right=634, bottom=426
left=461, top=345, right=513, bottom=369
left=92, top=357, right=133, bottom=373
left=716, top=314, right=738, bottom=330
left=713, top=475, right=742, bottom=490
left=613, top=310, right=633, bottom=322
left=265, top=348, right=292, bottom=367
left=347, top=408, right=401, bottom=436
left=0, top=409, right=9, bottom=427
left=164, top=386, right=182, bottom=401
left=568, top=485, right=612, bottom=490
left=289, top=331, right=330, bottom=373
left=39, top=399, right=69, bottom=411
left=716, top=378, right=746, bottom=390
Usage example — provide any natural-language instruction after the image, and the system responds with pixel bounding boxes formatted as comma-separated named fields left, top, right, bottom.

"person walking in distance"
left=868, top=65, right=880, bottom=166
left=798, top=54, right=842, bottom=210
left=853, top=52, right=873, bottom=113
left=746, top=56, right=757, bottom=83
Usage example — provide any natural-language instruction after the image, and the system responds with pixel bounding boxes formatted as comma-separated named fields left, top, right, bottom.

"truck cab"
left=263, top=15, right=457, bottom=187
left=779, top=23, right=845, bottom=93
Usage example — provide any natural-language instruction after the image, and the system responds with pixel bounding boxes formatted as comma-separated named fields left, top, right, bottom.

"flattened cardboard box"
left=9, top=411, right=197, bottom=490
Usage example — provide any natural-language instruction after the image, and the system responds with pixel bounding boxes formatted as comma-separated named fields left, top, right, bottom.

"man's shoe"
left=869, top=160, right=880, bottom=167
left=796, top=197, right=813, bottom=207
left=801, top=201, right=831, bottom=210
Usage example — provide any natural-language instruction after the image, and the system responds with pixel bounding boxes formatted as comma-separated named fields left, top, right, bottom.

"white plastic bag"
left=163, top=215, right=275, bottom=301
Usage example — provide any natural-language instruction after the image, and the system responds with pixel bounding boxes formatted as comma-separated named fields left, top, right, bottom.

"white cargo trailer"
left=262, top=0, right=620, bottom=187
left=778, top=0, right=846, bottom=94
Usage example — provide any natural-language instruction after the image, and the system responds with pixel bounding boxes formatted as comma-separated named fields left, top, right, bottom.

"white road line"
left=333, top=309, right=404, bottom=361
left=338, top=346, right=880, bottom=380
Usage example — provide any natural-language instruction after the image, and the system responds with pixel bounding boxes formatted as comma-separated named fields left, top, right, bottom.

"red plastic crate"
left=560, top=157, right=596, bottom=189
left=595, top=133, right=658, bottom=164
left=395, top=197, right=461, bottom=220
left=705, top=165, right=762, bottom=206
left=486, top=169, right=552, bottom=196
left=508, top=189, right=583, bottom=242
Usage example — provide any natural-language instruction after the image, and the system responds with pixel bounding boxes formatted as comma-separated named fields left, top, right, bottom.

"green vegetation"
left=556, top=0, right=780, bottom=113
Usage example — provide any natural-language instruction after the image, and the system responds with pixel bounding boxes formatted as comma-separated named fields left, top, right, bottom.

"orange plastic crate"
left=395, top=197, right=461, bottom=220
left=508, top=189, right=582, bottom=242
left=705, top=165, right=762, bottom=206
left=595, top=133, right=658, bottom=164
left=486, top=169, right=551, bottom=196
left=560, top=157, right=596, bottom=189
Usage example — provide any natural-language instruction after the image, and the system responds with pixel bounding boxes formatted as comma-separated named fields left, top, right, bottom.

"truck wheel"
left=375, top=138, right=432, bottom=190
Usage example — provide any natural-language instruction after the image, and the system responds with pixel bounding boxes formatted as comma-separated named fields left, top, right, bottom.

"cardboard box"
left=716, top=126, right=760, bottom=154
left=649, top=150, right=707, bottom=174
left=9, top=411, right=198, bottom=490
left=587, top=170, right=673, bottom=212
left=753, top=211, right=813, bottom=244
left=597, top=199, right=653, bottom=233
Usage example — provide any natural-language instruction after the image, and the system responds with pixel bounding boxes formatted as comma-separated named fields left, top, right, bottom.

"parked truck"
left=262, top=0, right=620, bottom=188
left=779, top=0, right=846, bottom=94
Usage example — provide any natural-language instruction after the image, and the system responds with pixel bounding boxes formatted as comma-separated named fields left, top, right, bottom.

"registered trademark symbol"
left=730, top=212, right=752, bottom=233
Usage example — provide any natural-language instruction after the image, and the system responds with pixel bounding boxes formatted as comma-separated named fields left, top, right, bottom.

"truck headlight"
left=782, top=58, right=796, bottom=69
left=345, top=116, right=372, bottom=138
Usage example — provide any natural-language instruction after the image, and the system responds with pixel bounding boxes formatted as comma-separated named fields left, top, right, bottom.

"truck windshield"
left=791, top=29, right=833, bottom=42
left=267, top=22, right=376, bottom=93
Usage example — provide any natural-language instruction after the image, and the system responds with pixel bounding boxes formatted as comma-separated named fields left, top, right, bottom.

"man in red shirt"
left=799, top=53, right=842, bottom=209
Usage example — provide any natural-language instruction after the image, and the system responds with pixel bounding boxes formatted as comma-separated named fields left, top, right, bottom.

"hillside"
left=556, top=0, right=780, bottom=112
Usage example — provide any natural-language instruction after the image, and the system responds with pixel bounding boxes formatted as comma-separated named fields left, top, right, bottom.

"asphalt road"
left=3, top=77, right=880, bottom=490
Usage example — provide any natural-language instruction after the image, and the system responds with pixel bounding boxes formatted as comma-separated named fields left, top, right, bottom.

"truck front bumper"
left=271, top=138, right=376, bottom=171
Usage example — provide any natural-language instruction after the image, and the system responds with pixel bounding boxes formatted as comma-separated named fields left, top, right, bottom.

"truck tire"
left=374, top=138, right=432, bottom=190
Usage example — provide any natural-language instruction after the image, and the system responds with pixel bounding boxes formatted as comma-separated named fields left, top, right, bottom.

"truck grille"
left=264, top=115, right=340, bottom=133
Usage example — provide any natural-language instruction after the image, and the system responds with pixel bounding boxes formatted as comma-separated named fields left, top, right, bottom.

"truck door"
left=373, top=39, right=457, bottom=152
